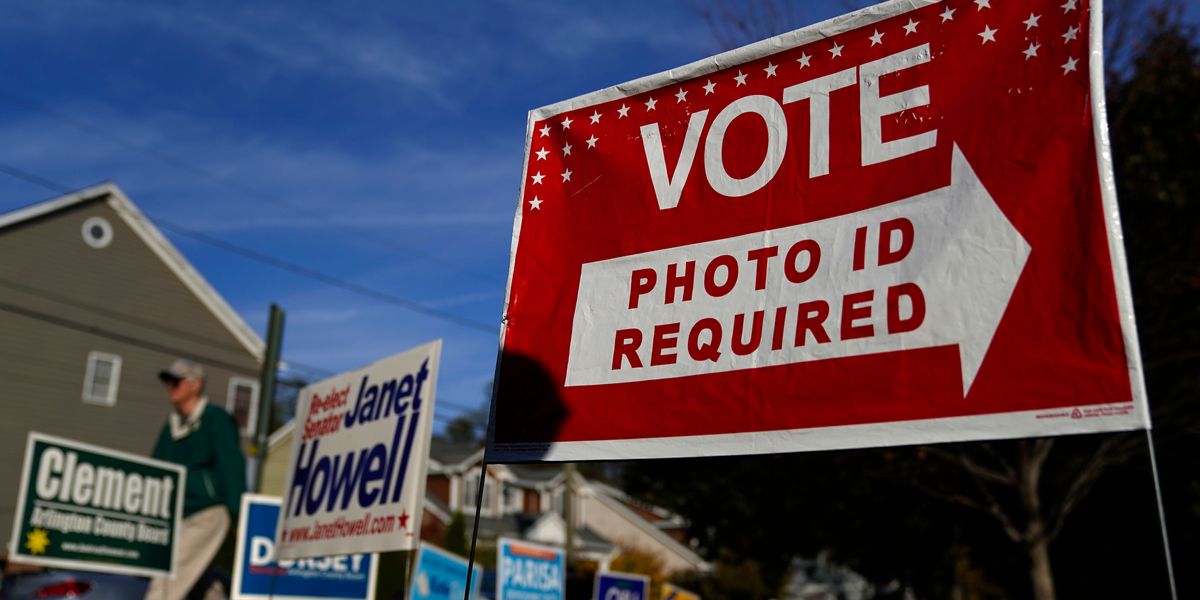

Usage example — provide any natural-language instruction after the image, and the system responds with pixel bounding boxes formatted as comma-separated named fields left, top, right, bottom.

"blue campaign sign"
left=594, top=572, right=649, bottom=600
left=232, top=494, right=377, bottom=600
left=497, top=537, right=565, bottom=600
left=409, top=544, right=482, bottom=600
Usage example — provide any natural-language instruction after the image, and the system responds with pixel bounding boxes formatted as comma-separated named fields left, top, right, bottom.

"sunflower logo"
left=25, top=528, right=50, bottom=555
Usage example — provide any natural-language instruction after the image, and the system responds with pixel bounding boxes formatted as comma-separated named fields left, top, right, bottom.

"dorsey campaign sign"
left=232, top=494, right=376, bottom=600
left=276, top=341, right=441, bottom=559
left=8, top=433, right=184, bottom=577
left=488, top=0, right=1150, bottom=461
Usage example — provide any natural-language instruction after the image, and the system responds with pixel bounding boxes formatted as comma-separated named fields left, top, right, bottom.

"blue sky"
left=0, top=0, right=1190, bottom=430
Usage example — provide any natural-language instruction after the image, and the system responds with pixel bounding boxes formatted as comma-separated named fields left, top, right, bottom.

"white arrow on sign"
left=565, top=144, right=1030, bottom=397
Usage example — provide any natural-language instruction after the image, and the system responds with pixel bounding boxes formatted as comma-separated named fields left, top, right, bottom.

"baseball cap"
left=158, top=358, right=205, bottom=382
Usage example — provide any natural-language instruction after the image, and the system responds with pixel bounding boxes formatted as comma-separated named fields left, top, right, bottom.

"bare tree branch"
left=925, top=446, right=1016, bottom=486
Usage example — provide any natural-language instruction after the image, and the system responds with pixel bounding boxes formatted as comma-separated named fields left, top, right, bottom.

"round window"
left=81, top=216, right=114, bottom=249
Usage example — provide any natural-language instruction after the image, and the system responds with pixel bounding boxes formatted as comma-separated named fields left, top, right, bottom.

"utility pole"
left=253, top=303, right=285, bottom=492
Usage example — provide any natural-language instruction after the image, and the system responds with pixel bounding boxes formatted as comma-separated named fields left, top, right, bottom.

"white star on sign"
left=561, top=168, right=573, bottom=182
left=869, top=30, right=884, bottom=46
left=562, top=142, right=573, bottom=156
left=644, top=97, right=657, bottom=111
left=703, top=80, right=716, bottom=94
left=904, top=19, right=918, bottom=35
left=586, top=135, right=598, bottom=149
left=539, top=124, right=551, bottom=137
left=797, top=52, right=812, bottom=68
left=675, top=88, right=688, bottom=102
left=829, top=42, right=843, bottom=58
left=531, top=171, right=545, bottom=185
left=1024, top=13, right=1041, bottom=30
left=1023, top=42, right=1041, bottom=60
left=561, top=116, right=572, bottom=129
left=589, top=111, right=601, bottom=124
left=529, top=196, right=542, bottom=210
left=1063, top=25, right=1079, bottom=42
left=734, top=71, right=748, bottom=86
left=1062, top=0, right=1077, bottom=13
left=764, top=62, right=778, bottom=77
left=975, top=0, right=990, bottom=10
left=1061, top=56, right=1079, bottom=74
left=940, top=7, right=956, bottom=22
left=535, top=148, right=548, bottom=161
left=979, top=25, right=997, bottom=44
left=617, top=104, right=630, bottom=118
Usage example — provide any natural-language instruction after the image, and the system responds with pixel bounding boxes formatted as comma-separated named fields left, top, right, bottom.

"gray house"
left=0, top=183, right=263, bottom=545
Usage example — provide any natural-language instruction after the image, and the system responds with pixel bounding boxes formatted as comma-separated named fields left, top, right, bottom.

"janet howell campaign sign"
left=275, top=341, right=441, bottom=559
left=488, top=0, right=1149, bottom=461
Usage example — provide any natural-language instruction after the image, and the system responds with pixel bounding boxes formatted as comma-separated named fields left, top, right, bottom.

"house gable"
left=0, top=183, right=264, bottom=543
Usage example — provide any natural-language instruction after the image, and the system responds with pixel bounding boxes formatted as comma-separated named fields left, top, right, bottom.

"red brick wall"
left=427, top=474, right=451, bottom=505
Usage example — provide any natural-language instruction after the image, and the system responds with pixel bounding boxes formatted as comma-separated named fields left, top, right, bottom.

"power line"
left=0, top=88, right=508, bottom=285
left=0, top=273, right=334, bottom=377
left=0, top=274, right=249, bottom=355
left=0, top=299, right=259, bottom=376
left=0, top=298, right=481, bottom=421
left=0, top=161, right=500, bottom=335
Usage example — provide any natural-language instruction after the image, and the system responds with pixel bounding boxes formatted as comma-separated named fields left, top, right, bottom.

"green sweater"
left=152, top=400, right=246, bottom=518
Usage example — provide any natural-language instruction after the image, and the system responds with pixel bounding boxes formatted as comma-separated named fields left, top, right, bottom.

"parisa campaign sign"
left=409, top=543, right=482, bottom=600
left=497, top=538, right=565, bottom=600
left=488, top=0, right=1150, bottom=462
left=276, top=340, right=441, bottom=559
left=8, top=433, right=184, bottom=577
left=232, top=494, right=377, bottom=600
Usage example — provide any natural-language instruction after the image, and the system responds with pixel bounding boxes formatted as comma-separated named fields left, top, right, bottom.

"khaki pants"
left=145, top=504, right=230, bottom=600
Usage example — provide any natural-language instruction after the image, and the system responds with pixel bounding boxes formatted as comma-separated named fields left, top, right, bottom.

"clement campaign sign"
left=488, top=0, right=1150, bottom=462
left=232, top=494, right=377, bottom=600
left=8, top=433, right=184, bottom=577
left=275, top=341, right=441, bottom=559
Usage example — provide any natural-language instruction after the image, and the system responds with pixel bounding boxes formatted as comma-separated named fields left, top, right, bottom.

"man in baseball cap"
left=147, top=358, right=245, bottom=600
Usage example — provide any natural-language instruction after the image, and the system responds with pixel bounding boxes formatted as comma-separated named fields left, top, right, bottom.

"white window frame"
left=226, top=377, right=261, bottom=437
left=82, top=351, right=121, bottom=406
left=463, top=471, right=498, bottom=516
left=505, top=486, right=523, bottom=514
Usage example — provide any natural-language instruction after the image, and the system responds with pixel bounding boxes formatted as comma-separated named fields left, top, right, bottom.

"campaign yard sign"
left=8, top=433, right=184, bottom=577
left=409, top=543, right=482, bottom=600
left=660, top=584, right=700, bottom=600
left=276, top=340, right=441, bottom=560
left=232, top=494, right=377, bottom=600
left=488, top=0, right=1150, bottom=462
left=497, top=538, right=565, bottom=600
left=594, top=572, right=649, bottom=600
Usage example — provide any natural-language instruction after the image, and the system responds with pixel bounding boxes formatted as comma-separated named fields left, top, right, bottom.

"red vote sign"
left=488, top=0, right=1149, bottom=462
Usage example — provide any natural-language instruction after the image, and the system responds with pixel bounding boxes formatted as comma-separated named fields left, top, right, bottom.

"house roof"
left=429, top=438, right=484, bottom=467
left=587, top=482, right=709, bottom=572
left=0, top=183, right=264, bottom=359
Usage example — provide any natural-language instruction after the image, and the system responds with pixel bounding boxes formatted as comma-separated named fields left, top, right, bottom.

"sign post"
left=232, top=494, right=377, bottom=600
left=8, top=432, right=184, bottom=578
left=275, top=340, right=441, bottom=560
left=488, top=0, right=1149, bottom=462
